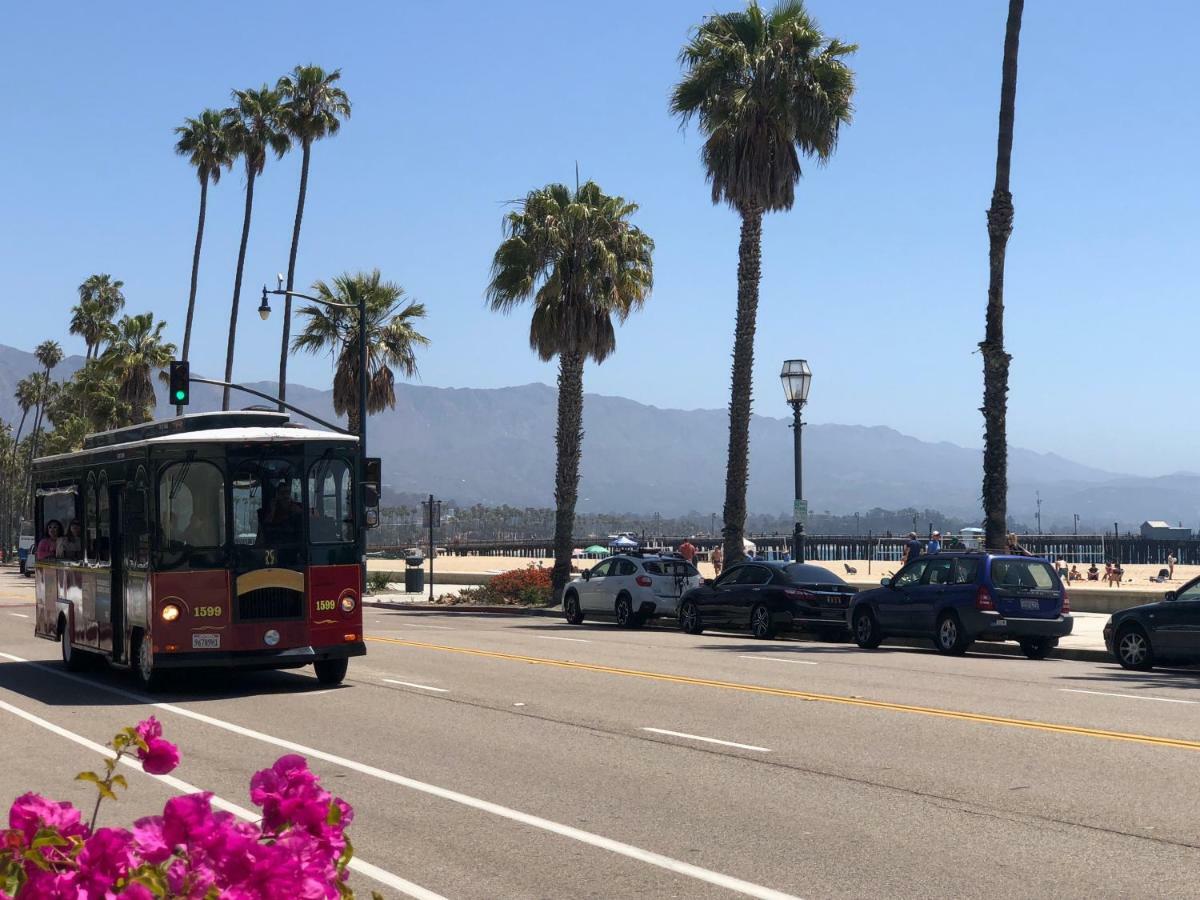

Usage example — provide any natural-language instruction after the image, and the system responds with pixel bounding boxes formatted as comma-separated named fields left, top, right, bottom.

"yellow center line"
left=366, top=635, right=1200, bottom=752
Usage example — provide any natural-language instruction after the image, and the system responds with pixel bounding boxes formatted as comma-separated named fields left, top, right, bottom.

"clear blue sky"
left=3, top=1, right=1197, bottom=476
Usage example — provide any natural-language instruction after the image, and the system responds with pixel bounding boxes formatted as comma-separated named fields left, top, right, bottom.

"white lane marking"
left=0, top=650, right=799, bottom=900
left=0, top=697, right=446, bottom=900
left=739, top=655, right=817, bottom=666
left=8, top=613, right=28, bottom=619
left=393, top=622, right=451, bottom=629
left=536, top=635, right=592, bottom=643
left=642, top=727, right=772, bottom=753
left=383, top=679, right=449, bottom=693
left=1060, top=688, right=1198, bottom=705
left=305, top=689, right=340, bottom=696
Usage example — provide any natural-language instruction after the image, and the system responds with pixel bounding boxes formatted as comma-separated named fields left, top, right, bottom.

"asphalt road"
left=1, top=573, right=1199, bottom=898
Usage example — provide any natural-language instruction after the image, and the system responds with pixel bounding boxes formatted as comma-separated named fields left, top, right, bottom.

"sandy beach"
left=369, top=554, right=1196, bottom=595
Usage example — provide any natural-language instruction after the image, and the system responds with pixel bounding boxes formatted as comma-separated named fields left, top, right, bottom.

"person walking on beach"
left=1168, top=552, right=1177, bottom=580
left=711, top=544, right=723, bottom=576
left=902, top=532, right=923, bottom=565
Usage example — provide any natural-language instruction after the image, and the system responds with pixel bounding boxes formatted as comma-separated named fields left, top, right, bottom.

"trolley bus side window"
left=159, top=461, right=226, bottom=566
left=35, top=485, right=79, bottom=561
left=308, top=458, right=353, bottom=544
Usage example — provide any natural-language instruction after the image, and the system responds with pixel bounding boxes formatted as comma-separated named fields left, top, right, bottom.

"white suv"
left=563, top=554, right=701, bottom=628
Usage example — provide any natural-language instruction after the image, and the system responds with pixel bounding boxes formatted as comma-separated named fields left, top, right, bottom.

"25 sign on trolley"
left=29, top=411, right=380, bottom=690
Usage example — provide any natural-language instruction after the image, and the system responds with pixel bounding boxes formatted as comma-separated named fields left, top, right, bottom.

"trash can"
left=405, top=556, right=425, bottom=593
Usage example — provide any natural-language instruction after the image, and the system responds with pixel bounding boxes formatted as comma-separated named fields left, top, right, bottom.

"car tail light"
left=975, top=586, right=994, bottom=610
left=636, top=575, right=652, bottom=587
left=784, top=588, right=816, bottom=602
left=1061, top=591, right=1070, bottom=614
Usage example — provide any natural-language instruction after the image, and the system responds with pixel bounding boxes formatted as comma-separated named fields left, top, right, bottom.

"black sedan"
left=677, top=561, right=857, bottom=640
left=1105, top=576, right=1200, bottom=670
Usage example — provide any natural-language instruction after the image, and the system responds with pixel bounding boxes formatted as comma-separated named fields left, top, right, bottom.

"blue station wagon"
left=848, top=552, right=1073, bottom=659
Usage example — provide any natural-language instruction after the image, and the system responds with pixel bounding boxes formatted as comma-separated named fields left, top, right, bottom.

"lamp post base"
left=793, top=524, right=805, bottom=563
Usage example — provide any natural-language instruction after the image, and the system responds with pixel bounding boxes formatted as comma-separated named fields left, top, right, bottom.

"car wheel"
left=615, top=594, right=635, bottom=628
left=852, top=607, right=883, bottom=649
left=60, top=617, right=86, bottom=673
left=133, top=631, right=164, bottom=693
left=750, top=604, right=776, bottom=640
left=1116, top=624, right=1154, bottom=671
left=934, top=612, right=970, bottom=656
left=314, top=658, right=349, bottom=685
left=679, top=600, right=703, bottom=635
left=1019, top=638, right=1053, bottom=660
left=563, top=591, right=584, bottom=625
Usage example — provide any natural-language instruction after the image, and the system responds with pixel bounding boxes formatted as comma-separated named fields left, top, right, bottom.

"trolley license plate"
left=191, top=634, right=220, bottom=650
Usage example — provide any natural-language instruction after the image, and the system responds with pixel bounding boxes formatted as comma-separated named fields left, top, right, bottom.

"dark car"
left=1104, top=576, right=1200, bottom=670
left=848, top=551, right=1073, bottom=659
left=677, top=561, right=857, bottom=640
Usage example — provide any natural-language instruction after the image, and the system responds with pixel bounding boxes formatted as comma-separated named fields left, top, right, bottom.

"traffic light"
left=169, top=361, right=190, bottom=406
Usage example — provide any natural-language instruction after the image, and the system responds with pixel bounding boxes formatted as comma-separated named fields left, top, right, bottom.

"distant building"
left=1139, top=521, right=1192, bottom=541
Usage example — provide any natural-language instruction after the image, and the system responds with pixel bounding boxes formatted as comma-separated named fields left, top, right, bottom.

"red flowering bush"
left=487, top=566, right=552, bottom=604
left=0, top=718, right=370, bottom=898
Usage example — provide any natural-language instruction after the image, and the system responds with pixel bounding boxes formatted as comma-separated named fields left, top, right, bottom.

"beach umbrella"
left=610, top=536, right=639, bottom=548
left=584, top=544, right=607, bottom=555
left=743, top=538, right=757, bottom=553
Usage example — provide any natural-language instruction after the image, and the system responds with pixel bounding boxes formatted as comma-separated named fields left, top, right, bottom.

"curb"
left=363, top=600, right=563, bottom=617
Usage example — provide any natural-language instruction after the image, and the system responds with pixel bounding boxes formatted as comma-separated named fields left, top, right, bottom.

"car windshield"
left=782, top=564, right=846, bottom=585
left=644, top=560, right=698, bottom=578
left=991, top=558, right=1058, bottom=589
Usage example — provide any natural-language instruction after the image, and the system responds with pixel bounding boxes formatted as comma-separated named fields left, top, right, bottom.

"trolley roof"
left=35, top=411, right=356, bottom=466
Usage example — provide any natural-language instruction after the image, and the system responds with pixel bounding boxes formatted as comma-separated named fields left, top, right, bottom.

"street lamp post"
left=780, top=360, right=812, bottom=563
left=260, top=280, right=369, bottom=588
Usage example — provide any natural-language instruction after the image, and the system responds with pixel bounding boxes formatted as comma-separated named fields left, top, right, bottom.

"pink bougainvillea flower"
left=133, top=716, right=163, bottom=744
left=7, top=792, right=88, bottom=843
left=20, top=867, right=82, bottom=898
left=131, top=815, right=170, bottom=864
left=137, top=736, right=181, bottom=775
left=161, top=793, right=215, bottom=850
left=119, top=884, right=156, bottom=900
left=76, top=826, right=134, bottom=895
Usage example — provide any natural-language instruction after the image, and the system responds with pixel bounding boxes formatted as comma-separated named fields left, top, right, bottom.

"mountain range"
left=0, top=343, right=1194, bottom=530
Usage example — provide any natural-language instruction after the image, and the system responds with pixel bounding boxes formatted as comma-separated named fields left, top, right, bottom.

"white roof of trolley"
left=33, top=410, right=354, bottom=466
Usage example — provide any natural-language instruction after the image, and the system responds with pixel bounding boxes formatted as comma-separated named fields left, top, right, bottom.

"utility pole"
left=1035, top=491, right=1042, bottom=535
left=1073, top=513, right=1079, bottom=535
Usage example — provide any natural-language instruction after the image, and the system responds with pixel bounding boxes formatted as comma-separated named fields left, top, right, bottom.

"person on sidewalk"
left=677, top=539, right=697, bottom=564
left=902, top=532, right=923, bottom=565
left=927, top=531, right=942, bottom=554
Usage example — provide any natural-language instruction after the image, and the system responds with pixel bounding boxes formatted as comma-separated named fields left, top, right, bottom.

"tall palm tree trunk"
left=180, top=175, right=209, bottom=415
left=722, top=205, right=764, bottom=567
left=24, top=375, right=50, bottom=519
left=279, top=140, right=312, bottom=410
left=551, top=350, right=585, bottom=601
left=223, top=170, right=257, bottom=411
left=182, top=176, right=209, bottom=364
left=980, top=0, right=1024, bottom=550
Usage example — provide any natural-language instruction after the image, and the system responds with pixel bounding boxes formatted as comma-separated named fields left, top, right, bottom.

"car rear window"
left=990, top=559, right=1057, bottom=589
left=783, top=564, right=846, bottom=585
left=644, top=560, right=698, bottom=577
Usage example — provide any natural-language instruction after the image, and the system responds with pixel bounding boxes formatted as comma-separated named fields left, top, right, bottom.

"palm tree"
left=221, top=86, right=291, bottom=410
left=671, top=0, right=855, bottom=566
left=2, top=378, right=38, bottom=550
left=981, top=0, right=1025, bottom=550
left=292, top=270, right=429, bottom=436
left=100, top=313, right=177, bottom=424
left=486, top=181, right=654, bottom=600
left=72, top=275, right=125, bottom=360
left=24, top=342, right=63, bottom=518
left=276, top=65, right=351, bottom=411
left=174, top=109, right=234, bottom=365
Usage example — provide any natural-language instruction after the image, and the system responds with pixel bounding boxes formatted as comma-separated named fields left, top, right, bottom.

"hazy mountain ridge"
left=0, top=344, right=1191, bottom=529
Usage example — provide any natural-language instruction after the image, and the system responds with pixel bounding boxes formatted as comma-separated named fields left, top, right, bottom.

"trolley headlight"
left=263, top=629, right=280, bottom=647
left=161, top=603, right=181, bottom=623
left=340, top=593, right=356, bottom=614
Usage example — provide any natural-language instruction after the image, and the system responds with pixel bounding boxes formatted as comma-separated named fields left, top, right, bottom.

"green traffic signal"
left=174, top=390, right=186, bottom=401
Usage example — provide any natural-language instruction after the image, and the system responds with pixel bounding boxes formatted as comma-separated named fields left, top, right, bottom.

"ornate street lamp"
left=780, top=359, right=812, bottom=562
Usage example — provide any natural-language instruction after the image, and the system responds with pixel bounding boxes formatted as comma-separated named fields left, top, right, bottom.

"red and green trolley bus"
left=30, top=410, right=366, bottom=689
